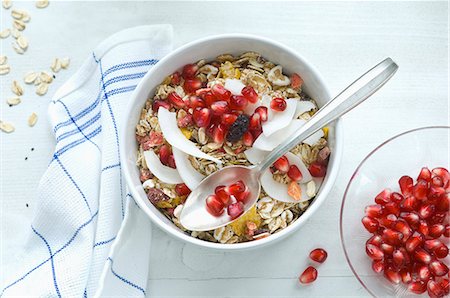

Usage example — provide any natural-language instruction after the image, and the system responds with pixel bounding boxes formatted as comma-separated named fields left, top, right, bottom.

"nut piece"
left=0, top=55, right=6, bottom=65
left=2, top=0, right=12, bottom=9
left=13, top=19, right=26, bottom=31
left=36, top=83, right=48, bottom=95
left=39, top=71, right=53, bottom=83
left=24, top=71, right=38, bottom=84
left=306, top=180, right=316, bottom=198
left=11, top=80, right=24, bottom=96
left=0, top=29, right=11, bottom=39
left=17, top=35, right=28, bottom=49
left=6, top=96, right=21, bottom=106
left=0, top=121, right=15, bottom=133
left=28, top=113, right=38, bottom=127
left=50, top=58, right=61, bottom=72
left=0, top=64, right=10, bottom=75
left=35, top=0, right=49, bottom=8
left=60, top=57, right=70, bottom=69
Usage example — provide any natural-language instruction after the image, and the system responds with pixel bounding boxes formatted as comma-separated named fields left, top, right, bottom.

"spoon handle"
left=255, top=58, right=399, bottom=174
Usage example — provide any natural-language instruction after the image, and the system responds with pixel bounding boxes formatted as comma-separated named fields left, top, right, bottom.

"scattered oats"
left=28, top=112, right=38, bottom=127
left=17, top=35, right=28, bottom=49
left=2, top=0, right=12, bottom=9
left=50, top=58, right=61, bottom=72
left=11, top=28, right=20, bottom=39
left=0, top=28, right=10, bottom=39
left=12, top=41, right=25, bottom=54
left=0, top=121, right=15, bottom=133
left=6, top=96, right=21, bottom=106
left=11, top=80, right=24, bottom=96
left=60, top=57, right=70, bottom=69
left=35, top=0, right=49, bottom=8
left=24, top=71, right=38, bottom=84
left=13, top=19, right=26, bottom=31
left=0, top=55, right=6, bottom=65
left=33, top=76, right=41, bottom=86
left=21, top=12, right=30, bottom=22
left=11, top=9, right=26, bottom=19
left=306, top=180, right=316, bottom=198
left=0, top=64, right=10, bottom=75
left=39, top=71, right=53, bottom=83
left=36, top=83, right=48, bottom=96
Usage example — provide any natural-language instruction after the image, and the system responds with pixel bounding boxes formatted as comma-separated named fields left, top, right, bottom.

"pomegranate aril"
left=445, top=225, right=450, bottom=237
left=212, top=124, right=226, bottom=144
left=366, top=244, right=384, bottom=260
left=384, top=268, right=401, bottom=284
left=287, top=181, right=302, bottom=201
left=393, top=220, right=412, bottom=239
left=375, top=189, right=392, bottom=205
left=210, top=101, right=229, bottom=115
left=431, top=176, right=444, bottom=187
left=405, top=232, right=424, bottom=253
left=270, top=97, right=287, bottom=111
left=429, top=186, right=446, bottom=199
left=175, top=183, right=191, bottom=196
left=418, top=265, right=432, bottom=280
left=432, top=167, right=450, bottom=184
left=290, top=73, right=303, bottom=89
left=229, top=95, right=248, bottom=111
left=384, top=203, right=400, bottom=217
left=167, top=154, right=176, bottom=169
left=418, top=220, right=429, bottom=237
left=435, top=193, right=449, bottom=211
left=400, top=269, right=412, bottom=284
left=414, top=179, right=429, bottom=201
left=227, top=202, right=244, bottom=220
left=177, top=113, right=193, bottom=128
left=399, top=175, right=414, bottom=196
left=211, top=84, right=231, bottom=101
left=308, top=162, right=327, bottom=177
left=428, top=211, right=446, bottom=225
left=188, top=95, right=206, bottom=109
left=418, top=167, right=432, bottom=182
left=390, top=192, right=404, bottom=204
left=372, top=260, right=384, bottom=273
left=159, top=145, right=171, bottom=166
left=429, top=224, right=445, bottom=238
left=365, top=204, right=384, bottom=218
left=226, top=180, right=246, bottom=195
left=400, top=212, right=420, bottom=228
left=418, top=203, right=435, bottom=219
left=299, top=266, right=318, bottom=284
left=171, top=71, right=181, bottom=85
left=414, top=248, right=432, bottom=264
left=399, top=247, right=411, bottom=265
left=152, top=99, right=171, bottom=113
left=273, top=156, right=289, bottom=173
left=382, top=228, right=403, bottom=246
left=440, top=279, right=449, bottom=295
left=181, top=63, right=198, bottom=79
left=309, top=248, right=328, bottom=263
left=193, top=108, right=212, bottom=128
left=249, top=113, right=261, bottom=131
left=424, top=239, right=443, bottom=251
left=435, top=245, right=449, bottom=259
left=401, top=196, right=419, bottom=212
left=379, top=214, right=397, bottom=228
left=427, top=280, right=445, bottom=298
left=255, top=106, right=268, bottom=122
left=429, top=260, right=449, bottom=277
left=241, top=86, right=258, bottom=103
left=393, top=249, right=406, bottom=267
left=183, top=78, right=202, bottom=93
left=205, top=194, right=225, bottom=217
left=234, top=190, right=250, bottom=203
left=287, top=165, right=303, bottom=182
left=167, top=92, right=185, bottom=108
left=381, top=243, right=395, bottom=255
left=409, top=281, right=427, bottom=294
left=362, top=216, right=379, bottom=233
left=366, top=235, right=383, bottom=247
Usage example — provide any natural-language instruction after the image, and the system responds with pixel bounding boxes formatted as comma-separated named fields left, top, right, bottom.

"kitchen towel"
left=1, top=25, right=173, bottom=297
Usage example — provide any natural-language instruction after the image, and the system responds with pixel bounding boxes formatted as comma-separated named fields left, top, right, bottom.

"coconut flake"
left=158, top=108, right=222, bottom=164
left=262, top=98, right=297, bottom=136
left=172, top=147, right=205, bottom=190
left=253, top=119, right=306, bottom=151
left=224, top=79, right=245, bottom=95
left=285, top=152, right=312, bottom=183
left=303, top=130, right=324, bottom=146
left=294, top=100, right=316, bottom=119
left=244, top=147, right=268, bottom=164
left=143, top=150, right=183, bottom=184
left=261, top=170, right=311, bottom=203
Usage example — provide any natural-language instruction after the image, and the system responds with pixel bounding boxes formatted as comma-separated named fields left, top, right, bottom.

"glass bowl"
left=340, top=126, right=450, bottom=297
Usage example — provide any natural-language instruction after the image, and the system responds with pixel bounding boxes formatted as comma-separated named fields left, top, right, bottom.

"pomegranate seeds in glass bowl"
left=340, top=126, right=450, bottom=298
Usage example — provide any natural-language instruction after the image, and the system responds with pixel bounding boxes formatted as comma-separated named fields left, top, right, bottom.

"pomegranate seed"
left=210, top=101, right=229, bottom=115
left=183, top=78, right=202, bottom=93
left=428, top=280, right=445, bottom=298
left=383, top=228, right=404, bottom=246
left=394, top=220, right=412, bottom=239
left=414, top=248, right=432, bottom=264
left=429, top=186, right=446, bottom=199
left=203, top=91, right=216, bottom=106
left=270, top=97, right=287, bottom=111
left=384, top=203, right=400, bottom=217
left=418, top=220, right=429, bottom=237
left=362, top=216, right=379, bottom=233
left=399, top=247, right=411, bottom=265
left=227, top=202, right=244, bottom=220
left=139, top=168, right=153, bottom=182
left=393, top=249, right=405, bottom=267
left=181, top=63, right=198, bottom=79
left=215, top=185, right=231, bottom=206
left=418, top=167, right=432, bottom=182
left=290, top=73, right=303, bottom=89
left=425, top=239, right=443, bottom=251
left=414, top=179, right=429, bottom=200
left=229, top=95, right=248, bottom=111
left=400, top=269, right=412, bottom=284
left=152, top=99, right=171, bottom=113
left=221, top=113, right=239, bottom=126
left=242, top=131, right=254, bottom=146
left=287, top=165, right=303, bottom=182
left=159, top=144, right=171, bottom=166
left=418, top=265, right=432, bottom=280
left=309, top=248, right=328, bottom=263
left=409, top=281, right=427, bottom=294
left=379, top=214, right=397, bottom=228
left=175, top=183, right=191, bottom=196
left=399, top=176, right=414, bottom=196
left=372, top=260, right=384, bottom=273
left=287, top=181, right=302, bottom=201
left=431, top=176, right=444, bottom=187
left=299, top=266, right=318, bottom=284
left=167, top=155, right=176, bottom=169
left=205, top=194, right=225, bottom=217
left=188, top=96, right=206, bottom=109
left=251, top=126, right=262, bottom=139
left=429, top=224, right=445, bottom=238
left=440, top=279, right=449, bottom=295
left=365, top=204, right=384, bottom=218
left=241, top=86, right=258, bottom=104
left=436, top=193, right=449, bottom=211
left=400, top=212, right=420, bottom=228
left=255, top=106, right=268, bottom=122
left=273, top=156, right=289, bottom=173
left=193, top=108, right=212, bottom=128
left=435, top=245, right=449, bottom=259
left=167, top=92, right=185, bottom=108
left=390, top=192, right=404, bottom=204
left=384, top=268, right=401, bottom=284
left=212, top=124, right=226, bottom=144
left=308, top=162, right=327, bottom=177
left=375, top=189, right=392, bottom=205
left=432, top=167, right=450, bottom=184
left=405, top=232, right=424, bottom=253
left=381, top=243, right=395, bottom=255
left=445, top=225, right=450, bottom=237
left=366, top=235, right=383, bottom=247
left=226, top=180, right=246, bottom=195
left=171, top=71, right=181, bottom=85
left=419, top=203, right=436, bottom=219
left=428, top=212, right=446, bottom=225
left=400, top=196, right=419, bottom=211
left=234, top=190, right=250, bottom=203
left=178, top=113, right=194, bottom=129
left=249, top=113, right=261, bottom=131
left=430, top=260, right=449, bottom=277
left=211, top=84, right=231, bottom=101
left=366, top=244, right=384, bottom=260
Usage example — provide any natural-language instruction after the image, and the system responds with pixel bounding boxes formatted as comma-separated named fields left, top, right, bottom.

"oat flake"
left=11, top=80, right=24, bottom=96
left=35, top=0, right=49, bottom=8
left=12, top=41, right=25, bottom=54
left=13, top=19, right=26, bottom=31
left=2, top=0, right=12, bottom=9
left=0, top=28, right=10, bottom=39
left=36, top=83, right=48, bottom=95
left=0, top=121, right=15, bottom=133
left=24, top=71, right=38, bottom=84
left=60, top=57, right=70, bottom=69
left=0, top=55, right=7, bottom=65
left=0, top=64, right=10, bottom=75
left=7, top=97, right=21, bottom=106
left=28, top=113, right=38, bottom=127
left=17, top=35, right=28, bottom=49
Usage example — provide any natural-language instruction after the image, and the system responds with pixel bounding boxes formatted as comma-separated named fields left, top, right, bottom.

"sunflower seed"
left=0, top=55, right=6, bottom=65
left=0, top=28, right=10, bottom=39
left=6, top=96, right=21, bottom=106
left=39, top=71, right=53, bottom=83
left=50, top=58, right=61, bottom=73
left=2, top=0, right=12, bottom=9
left=13, top=19, right=26, bottom=31
left=0, top=64, right=10, bottom=75
left=35, top=0, right=49, bottom=8
left=12, top=41, right=24, bottom=54
left=60, top=57, right=70, bottom=69
left=36, top=83, right=48, bottom=95
left=11, top=80, right=24, bottom=96
left=306, top=180, right=316, bottom=198
left=28, top=113, right=38, bottom=127
left=0, top=121, right=15, bottom=133
left=17, top=35, right=28, bottom=49
left=24, top=71, right=38, bottom=84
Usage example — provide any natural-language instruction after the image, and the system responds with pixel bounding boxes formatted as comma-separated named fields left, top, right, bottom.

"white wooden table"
left=1, top=1, right=448, bottom=297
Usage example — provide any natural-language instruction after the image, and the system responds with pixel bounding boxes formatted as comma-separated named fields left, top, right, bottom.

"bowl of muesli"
left=121, top=34, right=343, bottom=249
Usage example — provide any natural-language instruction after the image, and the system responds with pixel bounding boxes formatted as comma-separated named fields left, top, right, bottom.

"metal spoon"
left=180, top=58, right=398, bottom=231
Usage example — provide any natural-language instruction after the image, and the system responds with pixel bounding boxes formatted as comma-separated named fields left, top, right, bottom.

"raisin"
left=147, top=188, right=170, bottom=205
left=226, top=114, right=249, bottom=142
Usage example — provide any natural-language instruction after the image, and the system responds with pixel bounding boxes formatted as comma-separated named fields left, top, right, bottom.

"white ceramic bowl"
left=120, top=34, right=343, bottom=250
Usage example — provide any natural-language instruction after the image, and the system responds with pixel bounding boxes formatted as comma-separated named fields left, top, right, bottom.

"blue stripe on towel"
left=107, top=258, right=146, bottom=295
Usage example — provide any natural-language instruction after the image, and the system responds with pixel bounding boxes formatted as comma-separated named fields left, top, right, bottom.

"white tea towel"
left=1, top=25, right=173, bottom=297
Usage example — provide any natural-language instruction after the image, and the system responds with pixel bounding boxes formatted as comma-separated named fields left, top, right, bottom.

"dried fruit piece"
left=226, top=114, right=249, bottom=142
left=287, top=165, right=303, bottom=181
left=287, top=181, right=302, bottom=201
left=229, top=206, right=261, bottom=236
left=147, top=188, right=170, bottom=206
left=290, top=73, right=303, bottom=89
left=299, top=266, right=318, bottom=284
left=309, top=248, right=328, bottom=263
